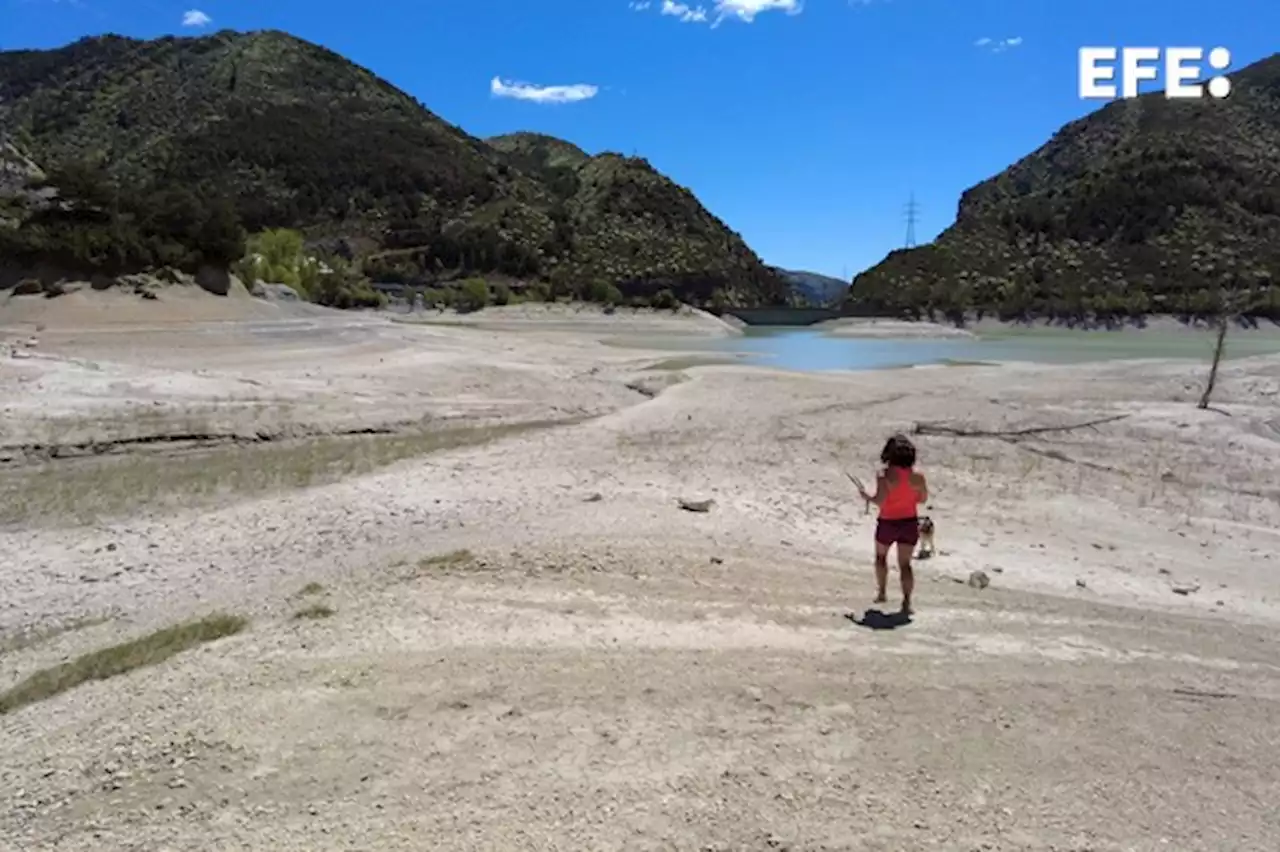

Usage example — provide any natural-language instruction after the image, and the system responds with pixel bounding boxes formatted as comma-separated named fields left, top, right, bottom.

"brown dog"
left=917, top=516, right=935, bottom=559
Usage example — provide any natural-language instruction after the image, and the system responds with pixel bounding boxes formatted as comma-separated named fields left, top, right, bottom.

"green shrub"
left=457, top=277, right=490, bottom=312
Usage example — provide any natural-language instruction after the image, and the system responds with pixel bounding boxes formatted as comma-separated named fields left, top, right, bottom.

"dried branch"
left=912, top=414, right=1129, bottom=439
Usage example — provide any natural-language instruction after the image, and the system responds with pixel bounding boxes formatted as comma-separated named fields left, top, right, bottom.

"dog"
left=917, top=516, right=935, bottom=559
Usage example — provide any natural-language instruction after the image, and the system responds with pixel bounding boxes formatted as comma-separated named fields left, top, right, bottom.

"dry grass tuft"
left=0, top=615, right=110, bottom=656
left=417, top=549, right=475, bottom=570
left=0, top=613, right=247, bottom=716
left=0, top=420, right=565, bottom=526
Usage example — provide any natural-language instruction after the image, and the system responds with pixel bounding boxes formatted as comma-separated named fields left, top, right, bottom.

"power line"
left=904, top=192, right=919, bottom=248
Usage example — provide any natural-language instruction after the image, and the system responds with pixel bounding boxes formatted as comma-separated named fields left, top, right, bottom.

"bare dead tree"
left=1198, top=274, right=1243, bottom=412
left=1197, top=314, right=1229, bottom=410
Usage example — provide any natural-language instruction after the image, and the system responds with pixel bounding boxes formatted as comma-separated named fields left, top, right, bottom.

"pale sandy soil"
left=2, top=292, right=1279, bottom=850
left=815, top=318, right=976, bottom=338
left=397, top=301, right=745, bottom=336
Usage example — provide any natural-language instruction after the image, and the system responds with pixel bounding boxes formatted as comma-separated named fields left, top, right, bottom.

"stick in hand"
left=844, top=472, right=872, bottom=515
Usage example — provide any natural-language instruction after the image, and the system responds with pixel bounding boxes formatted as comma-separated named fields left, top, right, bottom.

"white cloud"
left=182, top=9, right=211, bottom=27
left=713, top=0, right=801, bottom=23
left=661, top=0, right=707, bottom=22
left=975, top=36, right=1022, bottom=52
left=489, top=77, right=599, bottom=104
left=633, top=0, right=800, bottom=25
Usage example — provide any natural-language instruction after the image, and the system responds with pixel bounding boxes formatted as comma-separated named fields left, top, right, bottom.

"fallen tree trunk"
left=912, top=414, right=1129, bottom=439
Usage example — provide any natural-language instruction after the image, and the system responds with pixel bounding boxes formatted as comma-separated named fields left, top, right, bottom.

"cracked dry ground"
left=2, top=340, right=1280, bottom=850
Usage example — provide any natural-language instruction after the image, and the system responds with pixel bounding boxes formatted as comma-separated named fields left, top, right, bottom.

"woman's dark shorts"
left=875, top=517, right=919, bottom=547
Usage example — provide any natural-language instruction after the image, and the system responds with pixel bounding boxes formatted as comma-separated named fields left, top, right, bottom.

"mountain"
left=0, top=136, right=47, bottom=228
left=480, top=132, right=788, bottom=306
left=845, top=53, right=1280, bottom=323
left=772, top=268, right=848, bottom=307
left=0, top=31, right=789, bottom=308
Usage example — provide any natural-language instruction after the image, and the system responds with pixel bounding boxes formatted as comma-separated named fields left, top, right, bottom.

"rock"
left=967, top=570, right=990, bottom=590
left=710, top=556, right=724, bottom=565
left=195, top=265, right=231, bottom=296
left=583, top=492, right=603, bottom=503
left=252, top=281, right=301, bottom=301
left=12, top=278, right=41, bottom=295
left=678, top=497, right=714, bottom=512
left=1076, top=578, right=1088, bottom=589
left=1171, top=582, right=1201, bottom=596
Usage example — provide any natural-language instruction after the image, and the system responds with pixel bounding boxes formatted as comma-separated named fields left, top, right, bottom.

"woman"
left=857, top=434, right=929, bottom=615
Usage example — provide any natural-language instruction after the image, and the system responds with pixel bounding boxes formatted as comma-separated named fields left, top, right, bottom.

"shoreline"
left=815, top=314, right=1280, bottom=338
left=388, top=301, right=745, bottom=337
left=8, top=285, right=1280, bottom=341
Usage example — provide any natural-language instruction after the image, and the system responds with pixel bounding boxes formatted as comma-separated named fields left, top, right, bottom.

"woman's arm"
left=870, top=471, right=890, bottom=507
left=912, top=472, right=929, bottom=504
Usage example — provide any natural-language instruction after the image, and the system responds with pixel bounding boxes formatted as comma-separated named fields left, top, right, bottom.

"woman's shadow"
left=845, top=608, right=912, bottom=630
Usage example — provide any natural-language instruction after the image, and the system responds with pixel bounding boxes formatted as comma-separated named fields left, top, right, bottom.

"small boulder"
left=678, top=497, right=714, bottom=513
left=195, top=265, right=231, bottom=296
left=967, top=570, right=990, bottom=590
left=42, top=279, right=83, bottom=297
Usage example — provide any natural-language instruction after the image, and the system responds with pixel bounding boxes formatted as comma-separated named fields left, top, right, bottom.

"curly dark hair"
left=880, top=433, right=916, bottom=468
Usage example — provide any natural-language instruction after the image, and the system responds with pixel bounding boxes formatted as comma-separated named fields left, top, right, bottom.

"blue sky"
left=4, top=0, right=1277, bottom=278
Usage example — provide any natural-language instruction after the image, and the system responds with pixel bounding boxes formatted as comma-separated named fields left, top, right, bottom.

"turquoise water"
left=616, top=326, right=1280, bottom=372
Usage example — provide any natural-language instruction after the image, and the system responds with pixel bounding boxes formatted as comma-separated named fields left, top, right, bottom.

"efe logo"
left=1078, top=47, right=1231, bottom=100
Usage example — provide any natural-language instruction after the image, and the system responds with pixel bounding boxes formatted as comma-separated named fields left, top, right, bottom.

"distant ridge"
left=772, top=267, right=848, bottom=307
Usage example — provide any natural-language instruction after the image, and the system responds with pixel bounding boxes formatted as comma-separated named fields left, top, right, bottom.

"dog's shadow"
left=845, top=608, right=912, bottom=630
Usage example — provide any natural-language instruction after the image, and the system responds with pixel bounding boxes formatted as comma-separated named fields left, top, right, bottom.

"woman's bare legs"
left=896, top=543, right=915, bottom=614
left=874, top=542, right=890, bottom=603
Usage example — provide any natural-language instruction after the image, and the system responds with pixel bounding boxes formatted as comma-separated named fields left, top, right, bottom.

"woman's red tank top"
left=879, top=466, right=920, bottom=520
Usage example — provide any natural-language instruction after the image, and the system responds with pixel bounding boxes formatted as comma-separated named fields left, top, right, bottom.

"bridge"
left=717, top=307, right=843, bottom=326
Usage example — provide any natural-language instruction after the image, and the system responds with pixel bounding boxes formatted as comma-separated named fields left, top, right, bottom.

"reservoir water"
left=609, top=325, right=1280, bottom=372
